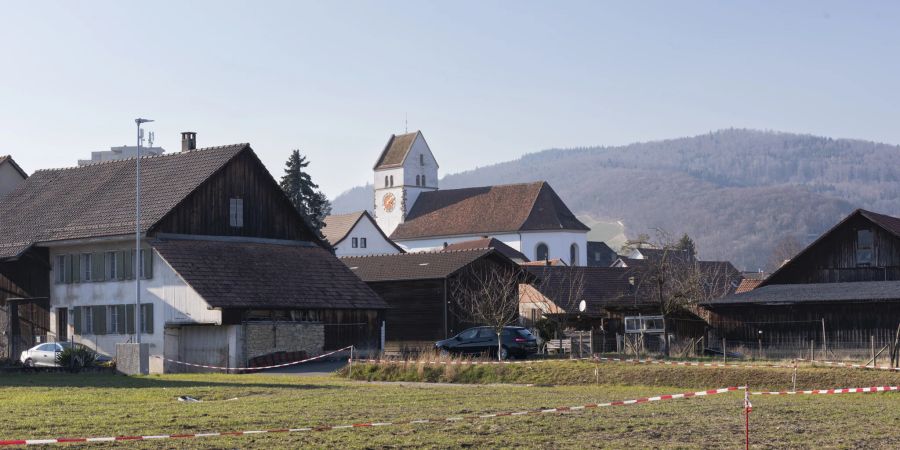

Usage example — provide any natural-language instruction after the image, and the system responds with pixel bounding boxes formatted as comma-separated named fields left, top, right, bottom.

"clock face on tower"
left=382, top=193, right=396, bottom=213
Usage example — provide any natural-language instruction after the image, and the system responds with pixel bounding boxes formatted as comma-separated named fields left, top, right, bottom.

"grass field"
left=2, top=362, right=900, bottom=448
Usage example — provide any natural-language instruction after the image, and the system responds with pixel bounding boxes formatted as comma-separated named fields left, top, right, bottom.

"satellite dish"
left=578, top=300, right=587, bottom=312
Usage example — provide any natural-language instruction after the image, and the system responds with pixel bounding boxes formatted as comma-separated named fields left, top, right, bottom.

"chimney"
left=181, top=132, right=197, bottom=152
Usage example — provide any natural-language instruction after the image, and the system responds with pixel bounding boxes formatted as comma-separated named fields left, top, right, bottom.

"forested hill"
left=332, top=129, right=900, bottom=270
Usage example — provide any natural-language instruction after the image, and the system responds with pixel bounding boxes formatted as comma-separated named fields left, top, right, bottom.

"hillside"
left=332, top=129, right=900, bottom=270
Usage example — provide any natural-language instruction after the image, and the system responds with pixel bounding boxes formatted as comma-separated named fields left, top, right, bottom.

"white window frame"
left=80, top=253, right=92, bottom=282
left=107, top=306, right=119, bottom=335
left=55, top=255, right=66, bottom=284
left=83, top=307, right=94, bottom=335
left=351, top=237, right=358, bottom=248
left=229, top=198, right=244, bottom=228
left=105, top=251, right=117, bottom=280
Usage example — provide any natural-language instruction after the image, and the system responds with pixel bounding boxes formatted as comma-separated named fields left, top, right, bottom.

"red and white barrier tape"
left=750, top=385, right=900, bottom=396
left=804, top=360, right=900, bottom=372
left=594, top=356, right=795, bottom=370
left=0, top=386, right=742, bottom=446
left=153, top=346, right=353, bottom=371
left=352, top=358, right=571, bottom=366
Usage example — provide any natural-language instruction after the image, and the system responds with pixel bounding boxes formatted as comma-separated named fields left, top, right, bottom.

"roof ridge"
left=427, top=180, right=546, bottom=193
left=340, top=247, right=492, bottom=259
left=33, top=143, right=250, bottom=173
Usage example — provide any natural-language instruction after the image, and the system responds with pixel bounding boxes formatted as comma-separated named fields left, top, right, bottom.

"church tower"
left=373, top=130, right=439, bottom=236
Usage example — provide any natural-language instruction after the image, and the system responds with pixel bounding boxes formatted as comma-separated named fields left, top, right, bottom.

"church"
left=364, top=130, right=590, bottom=265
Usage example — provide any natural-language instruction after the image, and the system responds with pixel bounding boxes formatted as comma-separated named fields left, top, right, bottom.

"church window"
left=422, top=175, right=426, bottom=186
left=536, top=243, right=549, bottom=261
left=390, top=175, right=394, bottom=187
left=415, top=175, right=420, bottom=186
left=384, top=176, right=389, bottom=187
left=570, top=243, right=579, bottom=266
left=420, top=154, right=425, bottom=166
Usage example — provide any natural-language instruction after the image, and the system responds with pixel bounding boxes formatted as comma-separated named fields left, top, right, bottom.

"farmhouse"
left=322, top=210, right=403, bottom=257
left=371, top=131, right=591, bottom=265
left=703, top=209, right=900, bottom=354
left=341, top=246, right=527, bottom=352
left=0, top=133, right=386, bottom=371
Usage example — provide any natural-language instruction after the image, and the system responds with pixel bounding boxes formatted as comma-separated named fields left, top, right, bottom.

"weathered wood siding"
left=767, top=214, right=900, bottom=284
left=368, top=279, right=450, bottom=344
left=0, top=248, right=51, bottom=359
left=151, top=150, right=318, bottom=242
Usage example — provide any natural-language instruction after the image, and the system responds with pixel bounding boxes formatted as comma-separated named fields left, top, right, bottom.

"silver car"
left=19, top=342, right=110, bottom=368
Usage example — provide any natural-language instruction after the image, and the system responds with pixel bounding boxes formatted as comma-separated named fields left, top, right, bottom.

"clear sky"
left=1, top=1, right=898, bottom=198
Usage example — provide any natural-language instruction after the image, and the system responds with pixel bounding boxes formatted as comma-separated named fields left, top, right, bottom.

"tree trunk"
left=497, top=331, right=503, bottom=361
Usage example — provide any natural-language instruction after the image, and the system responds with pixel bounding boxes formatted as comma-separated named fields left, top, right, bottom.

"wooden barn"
left=341, top=247, right=527, bottom=353
left=702, top=209, right=900, bottom=358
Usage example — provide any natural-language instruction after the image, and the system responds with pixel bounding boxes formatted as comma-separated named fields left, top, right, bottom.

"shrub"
left=56, top=346, right=96, bottom=372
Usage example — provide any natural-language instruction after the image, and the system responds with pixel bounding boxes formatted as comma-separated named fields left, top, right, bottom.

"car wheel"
left=23, top=358, right=34, bottom=368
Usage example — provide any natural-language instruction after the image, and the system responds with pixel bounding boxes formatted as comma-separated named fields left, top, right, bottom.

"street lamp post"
left=134, top=118, right=153, bottom=344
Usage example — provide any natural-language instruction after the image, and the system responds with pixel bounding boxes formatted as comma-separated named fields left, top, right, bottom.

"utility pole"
left=134, top=118, right=153, bottom=344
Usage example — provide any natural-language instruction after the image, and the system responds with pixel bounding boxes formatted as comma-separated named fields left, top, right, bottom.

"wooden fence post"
left=871, top=335, right=876, bottom=367
left=722, top=338, right=726, bottom=363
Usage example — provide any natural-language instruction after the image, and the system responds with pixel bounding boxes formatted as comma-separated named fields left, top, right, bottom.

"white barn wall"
left=46, top=239, right=221, bottom=373
left=333, top=216, right=402, bottom=257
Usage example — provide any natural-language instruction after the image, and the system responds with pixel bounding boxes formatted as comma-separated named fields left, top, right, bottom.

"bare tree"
left=532, top=267, right=585, bottom=339
left=633, top=230, right=734, bottom=357
left=768, top=234, right=804, bottom=272
left=450, top=263, right=529, bottom=360
left=620, top=233, right=652, bottom=254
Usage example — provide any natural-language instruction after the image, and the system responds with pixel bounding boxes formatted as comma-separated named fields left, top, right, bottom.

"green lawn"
left=2, top=363, right=900, bottom=448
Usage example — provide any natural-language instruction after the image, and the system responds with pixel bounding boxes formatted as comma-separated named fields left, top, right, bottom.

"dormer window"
left=857, top=229, right=874, bottom=265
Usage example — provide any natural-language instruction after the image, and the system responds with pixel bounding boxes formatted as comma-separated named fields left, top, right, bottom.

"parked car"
left=19, top=342, right=111, bottom=368
left=435, top=326, right=538, bottom=360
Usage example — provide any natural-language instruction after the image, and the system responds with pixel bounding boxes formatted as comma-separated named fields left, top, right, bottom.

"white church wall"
left=519, top=230, right=589, bottom=266
left=333, top=216, right=402, bottom=257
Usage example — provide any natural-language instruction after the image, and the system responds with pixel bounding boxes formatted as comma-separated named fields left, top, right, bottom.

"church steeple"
left=373, top=131, right=439, bottom=236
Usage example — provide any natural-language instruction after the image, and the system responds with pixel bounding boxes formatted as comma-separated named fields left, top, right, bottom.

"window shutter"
left=123, top=250, right=134, bottom=280
left=73, top=307, right=82, bottom=335
left=116, top=251, right=126, bottom=280
left=125, top=304, right=135, bottom=334
left=71, top=254, right=81, bottom=283
left=143, top=249, right=153, bottom=279
left=92, top=253, right=105, bottom=282
left=142, top=304, right=154, bottom=334
left=92, top=305, right=106, bottom=335
left=64, top=255, right=73, bottom=284
left=117, top=305, right=127, bottom=334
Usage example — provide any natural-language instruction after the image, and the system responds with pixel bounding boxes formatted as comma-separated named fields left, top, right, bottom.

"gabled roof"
left=735, top=279, right=762, bottom=293
left=703, top=280, right=900, bottom=306
left=390, top=181, right=590, bottom=240
left=152, top=236, right=387, bottom=310
left=0, top=155, right=28, bottom=180
left=0, top=145, right=249, bottom=260
left=341, top=248, right=518, bottom=282
left=322, top=210, right=404, bottom=252
left=762, top=209, right=900, bottom=287
left=523, top=266, right=650, bottom=315
left=373, top=131, right=422, bottom=170
left=442, top=238, right=529, bottom=263
left=520, top=258, right=569, bottom=267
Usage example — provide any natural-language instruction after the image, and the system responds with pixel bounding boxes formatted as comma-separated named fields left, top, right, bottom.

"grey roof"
left=341, top=248, right=500, bottom=282
left=152, top=236, right=388, bottom=310
left=0, top=145, right=248, bottom=260
left=703, top=280, right=900, bottom=306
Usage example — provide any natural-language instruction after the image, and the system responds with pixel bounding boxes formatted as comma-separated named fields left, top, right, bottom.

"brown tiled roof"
left=373, top=131, right=419, bottom=170
left=525, top=266, right=650, bottom=315
left=342, top=248, right=511, bottom=282
left=322, top=211, right=366, bottom=245
left=442, top=238, right=529, bottom=263
left=0, top=145, right=248, bottom=259
left=735, top=279, right=762, bottom=293
left=520, top=258, right=568, bottom=267
left=0, top=155, right=28, bottom=179
left=152, top=236, right=387, bottom=310
left=391, top=182, right=590, bottom=240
